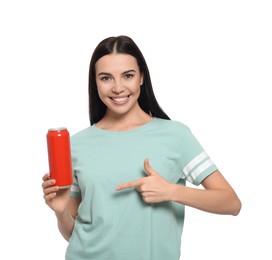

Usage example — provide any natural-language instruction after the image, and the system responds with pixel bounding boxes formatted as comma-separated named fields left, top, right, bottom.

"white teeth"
left=112, top=97, right=128, bottom=102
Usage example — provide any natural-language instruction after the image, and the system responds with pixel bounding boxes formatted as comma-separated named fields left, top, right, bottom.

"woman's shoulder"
left=154, top=118, right=191, bottom=133
left=70, top=125, right=94, bottom=141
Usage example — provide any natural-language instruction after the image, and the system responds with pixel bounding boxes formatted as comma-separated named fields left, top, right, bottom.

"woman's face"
left=95, top=53, right=143, bottom=117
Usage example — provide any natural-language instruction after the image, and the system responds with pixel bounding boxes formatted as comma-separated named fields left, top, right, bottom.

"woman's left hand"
left=116, top=159, right=174, bottom=203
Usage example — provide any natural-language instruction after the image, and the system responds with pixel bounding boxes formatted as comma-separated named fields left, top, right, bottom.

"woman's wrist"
left=55, top=207, right=71, bottom=220
left=168, top=183, right=183, bottom=202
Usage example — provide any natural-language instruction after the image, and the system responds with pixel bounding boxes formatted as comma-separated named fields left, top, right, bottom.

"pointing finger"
left=116, top=179, right=142, bottom=191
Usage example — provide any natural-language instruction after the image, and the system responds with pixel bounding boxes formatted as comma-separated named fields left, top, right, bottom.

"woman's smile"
left=110, top=95, right=131, bottom=105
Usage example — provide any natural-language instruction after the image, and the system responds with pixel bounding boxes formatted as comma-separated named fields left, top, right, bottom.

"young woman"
left=42, top=35, right=241, bottom=260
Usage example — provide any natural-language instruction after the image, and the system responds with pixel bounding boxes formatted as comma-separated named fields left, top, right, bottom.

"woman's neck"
left=96, top=108, right=153, bottom=131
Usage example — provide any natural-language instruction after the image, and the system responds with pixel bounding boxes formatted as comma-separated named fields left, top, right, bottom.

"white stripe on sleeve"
left=183, top=151, right=208, bottom=176
left=190, top=158, right=214, bottom=181
left=71, top=184, right=80, bottom=193
left=71, top=174, right=80, bottom=193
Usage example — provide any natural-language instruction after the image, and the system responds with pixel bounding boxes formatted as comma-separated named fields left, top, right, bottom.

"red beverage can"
left=46, top=127, right=73, bottom=189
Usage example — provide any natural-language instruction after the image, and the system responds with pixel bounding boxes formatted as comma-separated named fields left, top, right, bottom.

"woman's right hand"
left=42, top=173, right=71, bottom=215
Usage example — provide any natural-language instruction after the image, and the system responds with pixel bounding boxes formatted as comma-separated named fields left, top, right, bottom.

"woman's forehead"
left=95, top=53, right=139, bottom=73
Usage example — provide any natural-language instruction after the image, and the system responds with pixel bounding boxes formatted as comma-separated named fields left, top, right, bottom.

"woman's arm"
left=42, top=174, right=81, bottom=241
left=55, top=196, right=81, bottom=241
left=116, top=160, right=241, bottom=216
left=171, top=170, right=241, bottom=215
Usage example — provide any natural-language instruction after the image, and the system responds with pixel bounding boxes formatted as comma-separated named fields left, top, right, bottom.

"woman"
left=42, top=35, right=241, bottom=260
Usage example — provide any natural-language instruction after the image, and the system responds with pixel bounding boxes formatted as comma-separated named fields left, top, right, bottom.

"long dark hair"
left=88, top=35, right=170, bottom=125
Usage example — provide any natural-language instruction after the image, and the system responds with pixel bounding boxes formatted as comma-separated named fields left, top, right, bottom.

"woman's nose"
left=112, top=80, right=125, bottom=93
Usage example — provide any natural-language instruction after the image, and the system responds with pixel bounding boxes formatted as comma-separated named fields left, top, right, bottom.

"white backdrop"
left=1, top=0, right=271, bottom=259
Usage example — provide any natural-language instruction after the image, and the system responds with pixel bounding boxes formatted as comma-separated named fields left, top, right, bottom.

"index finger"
left=42, top=173, right=50, bottom=181
left=115, top=179, right=142, bottom=191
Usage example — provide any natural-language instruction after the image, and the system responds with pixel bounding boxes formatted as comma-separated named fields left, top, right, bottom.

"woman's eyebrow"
left=97, top=69, right=136, bottom=77
left=122, top=69, right=136, bottom=74
left=97, top=72, right=111, bottom=76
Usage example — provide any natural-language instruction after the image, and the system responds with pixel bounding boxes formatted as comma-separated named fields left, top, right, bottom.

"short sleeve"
left=70, top=171, right=81, bottom=197
left=180, top=126, right=218, bottom=186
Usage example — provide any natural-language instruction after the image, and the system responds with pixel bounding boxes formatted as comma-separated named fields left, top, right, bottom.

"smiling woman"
left=94, top=53, right=145, bottom=127
left=88, top=36, right=170, bottom=126
left=42, top=35, right=241, bottom=260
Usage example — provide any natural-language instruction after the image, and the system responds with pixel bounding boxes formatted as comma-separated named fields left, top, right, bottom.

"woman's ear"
left=140, top=73, right=144, bottom=86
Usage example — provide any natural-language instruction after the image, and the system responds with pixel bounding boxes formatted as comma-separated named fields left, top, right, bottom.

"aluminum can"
left=46, top=127, right=73, bottom=188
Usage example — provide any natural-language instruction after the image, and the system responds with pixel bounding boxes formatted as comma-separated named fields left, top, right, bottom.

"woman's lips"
left=110, top=95, right=130, bottom=105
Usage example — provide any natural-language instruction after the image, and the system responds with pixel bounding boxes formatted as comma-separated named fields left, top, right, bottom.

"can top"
left=48, top=127, right=67, bottom=132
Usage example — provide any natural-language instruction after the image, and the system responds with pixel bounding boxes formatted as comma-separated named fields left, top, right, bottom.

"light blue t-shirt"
left=66, top=118, right=217, bottom=260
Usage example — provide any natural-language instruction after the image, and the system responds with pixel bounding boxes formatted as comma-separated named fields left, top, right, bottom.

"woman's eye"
left=101, top=76, right=110, bottom=81
left=124, top=74, right=134, bottom=79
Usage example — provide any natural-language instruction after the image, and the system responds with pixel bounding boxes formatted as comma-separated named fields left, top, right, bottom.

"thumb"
left=144, top=159, right=158, bottom=176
